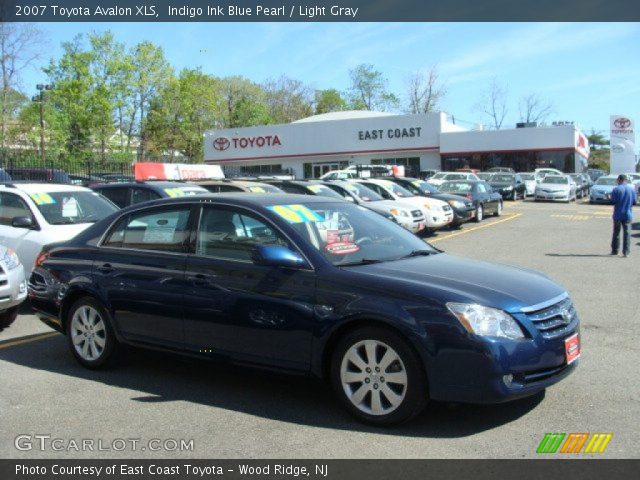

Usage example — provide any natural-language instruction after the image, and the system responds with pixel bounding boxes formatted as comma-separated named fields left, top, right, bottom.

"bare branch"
left=406, top=66, right=446, bottom=114
left=518, top=93, right=554, bottom=124
left=474, top=78, right=508, bottom=130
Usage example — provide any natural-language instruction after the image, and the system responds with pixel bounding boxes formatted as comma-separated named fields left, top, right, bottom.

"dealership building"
left=203, top=111, right=590, bottom=178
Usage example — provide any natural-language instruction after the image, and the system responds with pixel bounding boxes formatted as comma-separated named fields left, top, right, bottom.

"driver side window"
left=196, top=206, right=288, bottom=261
left=0, top=192, right=34, bottom=226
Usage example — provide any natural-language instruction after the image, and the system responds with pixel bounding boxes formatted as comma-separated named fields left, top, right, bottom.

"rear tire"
left=66, top=297, right=118, bottom=369
left=330, top=326, right=428, bottom=426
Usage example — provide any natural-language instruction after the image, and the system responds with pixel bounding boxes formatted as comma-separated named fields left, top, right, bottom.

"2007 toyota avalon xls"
left=28, top=194, right=580, bottom=426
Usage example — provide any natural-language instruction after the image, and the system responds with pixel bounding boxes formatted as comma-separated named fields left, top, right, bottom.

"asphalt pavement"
left=1, top=198, right=638, bottom=459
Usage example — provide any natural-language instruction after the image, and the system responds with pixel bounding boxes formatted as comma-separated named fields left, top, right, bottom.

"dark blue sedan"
left=28, top=194, right=580, bottom=426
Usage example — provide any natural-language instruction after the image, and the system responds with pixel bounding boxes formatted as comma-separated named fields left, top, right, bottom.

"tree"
left=474, top=78, right=508, bottom=130
left=263, top=75, right=313, bottom=123
left=0, top=23, right=45, bottom=148
left=347, top=64, right=399, bottom=111
left=406, top=67, right=446, bottom=114
left=314, top=89, right=346, bottom=114
left=127, top=41, right=172, bottom=159
left=587, top=129, right=609, bottom=150
left=518, top=93, right=554, bottom=124
left=215, top=76, right=269, bottom=128
left=145, top=69, right=220, bottom=162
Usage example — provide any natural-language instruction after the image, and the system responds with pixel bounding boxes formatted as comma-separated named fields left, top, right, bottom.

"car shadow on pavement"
left=0, top=333, right=544, bottom=438
left=545, top=253, right=612, bottom=258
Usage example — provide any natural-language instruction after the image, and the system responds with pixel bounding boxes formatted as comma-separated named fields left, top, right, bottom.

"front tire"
left=330, top=327, right=428, bottom=426
left=66, top=297, right=118, bottom=369
left=474, top=204, right=483, bottom=222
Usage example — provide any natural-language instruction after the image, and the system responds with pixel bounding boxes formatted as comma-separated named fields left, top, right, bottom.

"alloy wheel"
left=70, top=306, right=107, bottom=361
left=340, top=340, right=408, bottom=416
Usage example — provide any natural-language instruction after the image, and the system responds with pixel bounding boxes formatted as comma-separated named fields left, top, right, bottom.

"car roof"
left=92, top=181, right=196, bottom=189
left=118, top=193, right=344, bottom=211
left=0, top=182, right=91, bottom=193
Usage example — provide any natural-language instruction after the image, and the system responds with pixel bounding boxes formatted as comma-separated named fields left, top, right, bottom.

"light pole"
left=31, top=84, right=53, bottom=164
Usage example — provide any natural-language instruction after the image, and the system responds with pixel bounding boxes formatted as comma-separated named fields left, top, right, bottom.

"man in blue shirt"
left=610, top=174, right=637, bottom=257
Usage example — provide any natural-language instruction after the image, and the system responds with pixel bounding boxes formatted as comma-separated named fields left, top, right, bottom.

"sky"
left=21, top=22, right=640, bottom=137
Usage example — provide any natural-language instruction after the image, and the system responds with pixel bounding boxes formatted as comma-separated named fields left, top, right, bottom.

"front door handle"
left=96, top=263, right=114, bottom=274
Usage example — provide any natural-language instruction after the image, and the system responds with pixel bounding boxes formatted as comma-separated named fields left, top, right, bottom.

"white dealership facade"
left=203, top=111, right=590, bottom=178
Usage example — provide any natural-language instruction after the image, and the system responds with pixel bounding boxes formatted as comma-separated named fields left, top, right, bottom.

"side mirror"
left=12, top=216, right=34, bottom=229
left=252, top=245, right=309, bottom=269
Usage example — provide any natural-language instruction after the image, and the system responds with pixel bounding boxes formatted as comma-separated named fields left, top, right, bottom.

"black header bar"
left=1, top=0, right=640, bottom=22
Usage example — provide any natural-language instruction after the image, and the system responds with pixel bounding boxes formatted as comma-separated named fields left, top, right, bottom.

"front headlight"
left=446, top=303, right=525, bottom=339
left=448, top=200, right=465, bottom=209
left=1, top=248, right=21, bottom=271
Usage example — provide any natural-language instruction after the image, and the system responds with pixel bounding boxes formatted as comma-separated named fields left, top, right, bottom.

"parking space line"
left=0, top=332, right=59, bottom=350
left=430, top=213, right=523, bottom=243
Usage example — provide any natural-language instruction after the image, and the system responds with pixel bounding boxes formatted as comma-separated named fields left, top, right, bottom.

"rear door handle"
left=96, top=263, right=114, bottom=274
left=188, top=273, right=213, bottom=287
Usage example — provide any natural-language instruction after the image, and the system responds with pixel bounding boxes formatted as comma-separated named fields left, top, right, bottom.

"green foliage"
left=347, top=63, right=399, bottom=111
left=314, top=89, right=346, bottom=114
left=587, top=130, right=609, bottom=150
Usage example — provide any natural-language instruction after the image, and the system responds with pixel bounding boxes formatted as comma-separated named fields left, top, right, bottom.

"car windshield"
left=269, top=201, right=437, bottom=266
left=444, top=174, right=467, bottom=180
left=162, top=185, right=209, bottom=197
left=305, top=184, right=344, bottom=199
left=29, top=190, right=118, bottom=225
left=431, top=172, right=447, bottom=179
left=439, top=182, right=473, bottom=194
left=246, top=184, right=283, bottom=193
left=520, top=174, right=535, bottom=180
left=491, top=175, right=514, bottom=182
left=410, top=179, right=439, bottom=194
left=476, top=173, right=492, bottom=180
left=340, top=182, right=383, bottom=202
left=379, top=181, right=414, bottom=198
left=543, top=176, right=568, bottom=185
left=595, top=177, right=617, bottom=186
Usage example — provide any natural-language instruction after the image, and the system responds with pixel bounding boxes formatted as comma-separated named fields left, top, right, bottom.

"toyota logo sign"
left=614, top=117, right=631, bottom=129
left=213, top=137, right=230, bottom=151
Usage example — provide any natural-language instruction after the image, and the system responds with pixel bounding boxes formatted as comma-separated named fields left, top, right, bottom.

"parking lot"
left=1, top=197, right=638, bottom=459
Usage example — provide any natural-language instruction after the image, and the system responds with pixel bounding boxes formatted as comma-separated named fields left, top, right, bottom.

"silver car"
left=534, top=175, right=577, bottom=202
left=0, top=246, right=27, bottom=330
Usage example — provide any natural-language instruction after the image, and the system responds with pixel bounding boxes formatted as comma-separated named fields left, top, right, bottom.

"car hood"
left=348, top=254, right=564, bottom=313
left=538, top=184, right=570, bottom=191
left=489, top=182, right=514, bottom=188
left=591, top=185, right=615, bottom=193
left=369, top=199, right=420, bottom=212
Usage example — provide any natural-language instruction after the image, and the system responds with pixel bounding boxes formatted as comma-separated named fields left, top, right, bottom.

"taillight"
left=35, top=251, right=50, bottom=268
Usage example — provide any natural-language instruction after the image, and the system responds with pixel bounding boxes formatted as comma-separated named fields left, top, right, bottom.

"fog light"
left=503, top=374, right=514, bottom=387
left=19, top=281, right=27, bottom=294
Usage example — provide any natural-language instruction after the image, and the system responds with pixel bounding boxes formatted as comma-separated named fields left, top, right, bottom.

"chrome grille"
left=525, top=297, right=577, bottom=339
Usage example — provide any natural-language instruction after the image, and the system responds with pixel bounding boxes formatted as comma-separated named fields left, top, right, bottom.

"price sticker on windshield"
left=29, top=193, right=56, bottom=205
left=268, top=204, right=323, bottom=224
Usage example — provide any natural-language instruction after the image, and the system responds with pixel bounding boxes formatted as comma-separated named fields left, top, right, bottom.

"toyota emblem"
left=614, top=117, right=631, bottom=129
left=213, top=137, right=230, bottom=151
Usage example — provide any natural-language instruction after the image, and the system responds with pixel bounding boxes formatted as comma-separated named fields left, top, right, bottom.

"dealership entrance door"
left=307, top=161, right=349, bottom=178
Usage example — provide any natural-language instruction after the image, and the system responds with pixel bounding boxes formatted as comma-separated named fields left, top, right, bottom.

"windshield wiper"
left=401, top=249, right=437, bottom=259
left=338, top=258, right=385, bottom=266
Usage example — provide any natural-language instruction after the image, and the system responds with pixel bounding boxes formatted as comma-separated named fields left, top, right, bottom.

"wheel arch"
left=59, top=287, right=109, bottom=333
left=318, top=316, right=429, bottom=384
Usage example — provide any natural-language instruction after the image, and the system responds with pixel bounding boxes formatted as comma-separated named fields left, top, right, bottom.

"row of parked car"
left=11, top=174, right=581, bottom=426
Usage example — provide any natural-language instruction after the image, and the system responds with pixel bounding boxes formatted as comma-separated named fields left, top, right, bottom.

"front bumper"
left=426, top=304, right=580, bottom=404
left=535, top=191, right=570, bottom=201
left=396, top=215, right=427, bottom=233
left=423, top=209, right=454, bottom=229
left=0, top=266, right=27, bottom=312
left=451, top=207, right=475, bottom=224
left=589, top=192, right=612, bottom=204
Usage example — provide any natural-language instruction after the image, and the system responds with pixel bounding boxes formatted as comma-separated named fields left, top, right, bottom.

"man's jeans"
left=611, top=220, right=630, bottom=255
